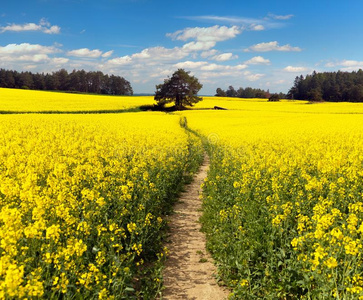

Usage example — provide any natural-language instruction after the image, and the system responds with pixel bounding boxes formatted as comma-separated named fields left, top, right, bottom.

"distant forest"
left=288, top=70, right=363, bottom=102
left=215, top=86, right=287, bottom=99
left=0, top=68, right=133, bottom=95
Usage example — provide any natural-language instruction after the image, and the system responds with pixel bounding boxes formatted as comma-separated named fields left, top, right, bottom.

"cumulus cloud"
left=167, top=25, right=241, bottom=42
left=244, top=41, right=302, bottom=52
left=0, top=43, right=72, bottom=72
left=249, top=24, right=265, bottom=31
left=283, top=66, right=308, bottom=72
left=244, top=56, right=270, bottom=65
left=107, top=55, right=132, bottom=66
left=182, top=41, right=216, bottom=51
left=67, top=48, right=104, bottom=58
left=174, top=61, right=208, bottom=69
left=243, top=71, right=265, bottom=81
left=340, top=60, right=363, bottom=67
left=200, top=49, right=218, bottom=58
left=135, top=47, right=188, bottom=61
left=0, top=54, right=50, bottom=63
left=52, top=57, right=69, bottom=64
left=101, top=50, right=113, bottom=58
left=326, top=60, right=363, bottom=67
left=107, top=46, right=189, bottom=68
left=201, top=63, right=247, bottom=71
left=0, top=43, right=59, bottom=55
left=324, top=60, right=363, bottom=71
left=0, top=18, right=60, bottom=34
left=211, top=53, right=238, bottom=61
left=167, top=25, right=242, bottom=51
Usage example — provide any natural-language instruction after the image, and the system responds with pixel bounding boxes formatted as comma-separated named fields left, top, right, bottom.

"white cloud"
left=167, top=25, right=242, bottom=42
left=243, top=71, right=265, bottom=81
left=174, top=61, right=208, bottom=69
left=0, top=43, right=66, bottom=69
left=283, top=66, right=308, bottom=72
left=167, top=25, right=242, bottom=51
left=181, top=15, right=282, bottom=29
left=244, top=41, right=302, bottom=52
left=200, top=63, right=223, bottom=71
left=134, top=47, right=188, bottom=61
left=340, top=60, right=363, bottom=67
left=234, top=64, right=249, bottom=70
left=268, top=13, right=294, bottom=20
left=201, top=63, right=247, bottom=71
left=249, top=24, right=265, bottom=31
left=211, top=53, right=238, bottom=61
left=182, top=41, right=216, bottom=51
left=0, top=18, right=60, bottom=34
left=244, top=56, right=270, bottom=65
left=19, top=54, right=50, bottom=62
left=200, top=49, right=218, bottom=58
left=107, top=46, right=189, bottom=68
left=107, top=55, right=132, bottom=65
left=101, top=50, right=113, bottom=58
left=0, top=43, right=59, bottom=55
left=67, top=48, right=103, bottom=58
left=197, top=65, right=253, bottom=82
left=0, top=54, right=50, bottom=63
left=43, top=26, right=61, bottom=34
left=52, top=57, right=69, bottom=64
left=324, top=60, right=363, bottom=71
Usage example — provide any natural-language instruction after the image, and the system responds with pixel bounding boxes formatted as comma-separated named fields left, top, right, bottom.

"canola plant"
left=0, top=112, right=202, bottom=299
left=1, top=87, right=363, bottom=299
left=185, top=109, right=363, bottom=299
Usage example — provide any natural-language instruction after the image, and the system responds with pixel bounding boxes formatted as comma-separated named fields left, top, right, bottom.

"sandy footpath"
left=162, top=155, right=229, bottom=300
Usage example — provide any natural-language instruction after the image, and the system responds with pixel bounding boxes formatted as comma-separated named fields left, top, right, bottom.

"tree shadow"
left=140, top=105, right=191, bottom=112
left=139, top=105, right=228, bottom=112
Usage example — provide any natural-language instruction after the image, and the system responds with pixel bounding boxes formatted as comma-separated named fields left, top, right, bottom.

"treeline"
left=215, top=85, right=286, bottom=99
left=0, top=68, right=133, bottom=95
left=288, top=69, right=363, bottom=102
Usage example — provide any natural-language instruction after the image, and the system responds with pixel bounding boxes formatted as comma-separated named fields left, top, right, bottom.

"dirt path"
left=162, top=155, right=229, bottom=300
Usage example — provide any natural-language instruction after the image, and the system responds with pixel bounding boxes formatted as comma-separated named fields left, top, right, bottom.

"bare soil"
left=162, top=155, right=229, bottom=300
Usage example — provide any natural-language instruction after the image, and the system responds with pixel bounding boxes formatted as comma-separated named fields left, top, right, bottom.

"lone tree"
left=154, top=69, right=203, bottom=110
left=268, top=93, right=280, bottom=102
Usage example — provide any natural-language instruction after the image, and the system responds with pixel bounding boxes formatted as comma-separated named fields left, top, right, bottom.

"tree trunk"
left=176, top=94, right=180, bottom=109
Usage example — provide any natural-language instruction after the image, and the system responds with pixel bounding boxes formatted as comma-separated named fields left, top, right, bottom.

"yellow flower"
left=324, top=257, right=338, bottom=269
left=46, top=224, right=60, bottom=241
left=240, top=279, right=249, bottom=287
left=127, top=222, right=137, bottom=233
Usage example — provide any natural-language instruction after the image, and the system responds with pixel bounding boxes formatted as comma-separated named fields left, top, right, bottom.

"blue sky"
left=1, top=0, right=363, bottom=94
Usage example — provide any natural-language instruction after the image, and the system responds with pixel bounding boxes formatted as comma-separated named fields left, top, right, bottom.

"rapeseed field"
left=0, top=112, right=202, bottom=298
left=1, top=88, right=363, bottom=299
left=0, top=88, right=153, bottom=112
left=185, top=109, right=363, bottom=299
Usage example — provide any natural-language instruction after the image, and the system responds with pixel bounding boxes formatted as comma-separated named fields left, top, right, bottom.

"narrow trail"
left=162, top=155, right=229, bottom=300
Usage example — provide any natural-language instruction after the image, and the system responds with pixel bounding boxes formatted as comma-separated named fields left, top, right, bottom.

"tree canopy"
left=0, top=68, right=133, bottom=95
left=287, top=69, right=363, bottom=102
left=154, top=69, right=203, bottom=110
left=268, top=93, right=280, bottom=102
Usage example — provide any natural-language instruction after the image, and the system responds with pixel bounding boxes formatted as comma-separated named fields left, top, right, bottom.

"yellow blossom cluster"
left=0, top=88, right=154, bottom=112
left=184, top=107, right=363, bottom=299
left=0, top=113, right=202, bottom=298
